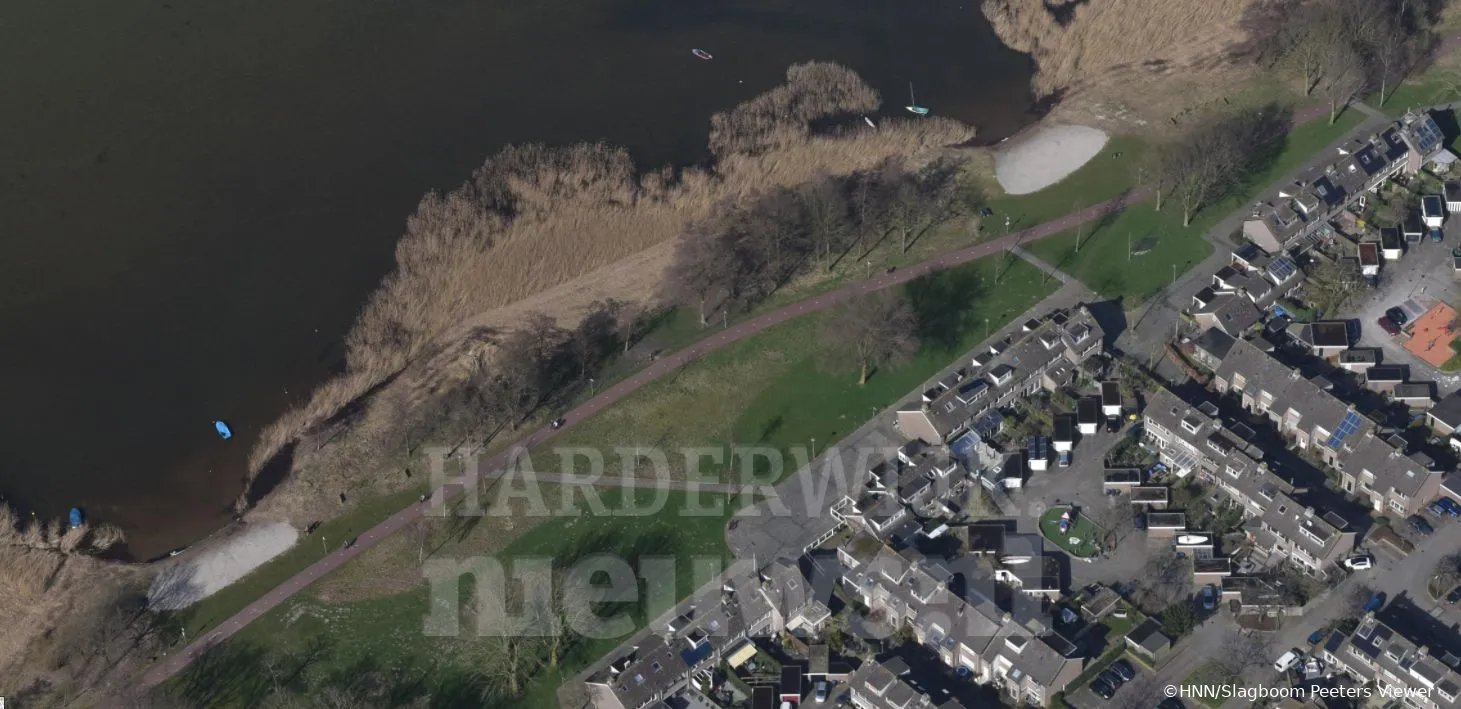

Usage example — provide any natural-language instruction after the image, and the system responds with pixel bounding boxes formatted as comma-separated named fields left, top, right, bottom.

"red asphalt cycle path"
left=140, top=60, right=1454, bottom=687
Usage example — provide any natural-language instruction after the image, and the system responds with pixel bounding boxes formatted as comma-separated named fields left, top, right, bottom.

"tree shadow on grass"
left=905, top=264, right=988, bottom=351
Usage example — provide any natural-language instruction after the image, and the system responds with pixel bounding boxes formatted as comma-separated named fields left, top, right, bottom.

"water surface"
left=0, top=0, right=1036, bottom=558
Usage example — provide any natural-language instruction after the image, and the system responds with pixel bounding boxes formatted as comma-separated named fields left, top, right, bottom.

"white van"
left=1273, top=649, right=1302, bottom=672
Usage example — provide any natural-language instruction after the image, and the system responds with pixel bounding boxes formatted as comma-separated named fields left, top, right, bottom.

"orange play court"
left=1404, top=303, right=1460, bottom=368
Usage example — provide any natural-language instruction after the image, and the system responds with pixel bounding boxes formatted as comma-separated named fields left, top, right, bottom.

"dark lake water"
left=0, top=0, right=1036, bottom=559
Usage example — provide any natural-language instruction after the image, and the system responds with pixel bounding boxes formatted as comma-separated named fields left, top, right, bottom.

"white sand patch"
left=994, top=124, right=1110, bottom=195
left=147, top=522, right=299, bottom=610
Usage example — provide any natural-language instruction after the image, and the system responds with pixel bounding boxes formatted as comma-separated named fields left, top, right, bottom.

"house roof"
left=1394, top=382, right=1435, bottom=400
left=1192, top=327, right=1237, bottom=364
left=1054, top=414, right=1075, bottom=442
left=1196, top=292, right=1263, bottom=335
left=1306, top=321, right=1350, bottom=348
left=1366, top=364, right=1408, bottom=382
left=1339, top=348, right=1379, bottom=365
left=1126, top=618, right=1171, bottom=653
left=1433, top=393, right=1461, bottom=427
left=1447, top=181, right=1461, bottom=203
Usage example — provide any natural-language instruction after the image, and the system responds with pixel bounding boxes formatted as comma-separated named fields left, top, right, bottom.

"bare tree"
left=664, top=219, right=741, bottom=325
left=1112, top=675, right=1163, bottom=709
left=614, top=299, right=645, bottom=355
left=480, top=315, right=567, bottom=429
left=570, top=300, right=618, bottom=380
left=1091, top=496, right=1136, bottom=548
left=1153, top=108, right=1274, bottom=227
left=1140, top=554, right=1193, bottom=608
left=820, top=290, right=920, bottom=384
left=798, top=173, right=852, bottom=269
left=1362, top=12, right=1412, bottom=107
left=1321, top=43, right=1367, bottom=125
left=1215, top=629, right=1275, bottom=680
left=1303, top=257, right=1366, bottom=316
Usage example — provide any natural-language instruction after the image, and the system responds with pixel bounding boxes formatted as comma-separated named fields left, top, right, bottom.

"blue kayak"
left=214, top=420, right=233, bottom=440
left=68, top=507, right=84, bottom=528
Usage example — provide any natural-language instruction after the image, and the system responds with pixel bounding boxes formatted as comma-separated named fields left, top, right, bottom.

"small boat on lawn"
left=692, top=48, right=713, bottom=61
left=68, top=507, right=84, bottom=529
left=905, top=82, right=929, bottom=116
left=214, top=420, right=233, bottom=440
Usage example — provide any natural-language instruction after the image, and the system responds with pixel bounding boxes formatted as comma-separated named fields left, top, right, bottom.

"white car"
left=815, top=681, right=829, bottom=702
left=1274, top=649, right=1302, bottom=672
left=1343, top=555, right=1374, bottom=570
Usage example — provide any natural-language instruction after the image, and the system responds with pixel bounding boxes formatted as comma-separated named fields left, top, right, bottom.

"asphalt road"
left=138, top=69, right=1458, bottom=688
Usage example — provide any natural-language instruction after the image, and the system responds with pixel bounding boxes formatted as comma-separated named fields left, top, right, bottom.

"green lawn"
left=556, top=255, right=1058, bottom=481
left=1182, top=662, right=1234, bottom=709
left=1026, top=110, right=1367, bottom=304
left=1039, top=506, right=1102, bottom=558
left=165, top=487, right=738, bottom=709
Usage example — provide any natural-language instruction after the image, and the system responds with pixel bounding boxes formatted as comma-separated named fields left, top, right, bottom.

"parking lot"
left=1349, top=218, right=1461, bottom=394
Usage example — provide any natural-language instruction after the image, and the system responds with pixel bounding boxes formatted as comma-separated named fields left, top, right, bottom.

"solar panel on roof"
left=1268, top=256, right=1297, bottom=281
left=1414, top=118, right=1445, bottom=154
left=1326, top=410, right=1363, bottom=449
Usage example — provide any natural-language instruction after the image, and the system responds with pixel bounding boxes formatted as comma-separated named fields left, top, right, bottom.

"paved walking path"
left=139, top=51, right=1461, bottom=687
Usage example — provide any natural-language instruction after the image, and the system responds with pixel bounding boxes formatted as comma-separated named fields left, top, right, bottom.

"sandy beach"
left=994, top=124, right=1110, bottom=195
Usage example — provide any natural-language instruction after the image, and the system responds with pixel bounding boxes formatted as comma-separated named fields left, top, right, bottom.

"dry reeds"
left=982, top=0, right=1253, bottom=96
left=248, top=61, right=973, bottom=508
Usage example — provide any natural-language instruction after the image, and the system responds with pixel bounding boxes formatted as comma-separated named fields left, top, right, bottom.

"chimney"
left=1001, top=612, right=1013, bottom=625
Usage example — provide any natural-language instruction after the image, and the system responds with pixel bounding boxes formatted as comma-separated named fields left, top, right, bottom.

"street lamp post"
left=589, top=378, right=596, bottom=396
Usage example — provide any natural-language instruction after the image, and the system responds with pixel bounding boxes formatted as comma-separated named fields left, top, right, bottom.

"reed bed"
left=982, top=0, right=1253, bottom=96
left=248, top=62, right=973, bottom=507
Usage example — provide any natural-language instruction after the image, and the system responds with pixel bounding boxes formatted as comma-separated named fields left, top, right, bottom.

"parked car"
left=1343, top=555, right=1374, bottom=570
left=814, top=681, right=828, bottom=703
left=1447, top=586, right=1461, bottom=604
left=1378, top=315, right=1402, bottom=336
left=1274, top=649, right=1303, bottom=672
left=1059, top=450, right=1072, bottom=468
left=1387, top=306, right=1410, bottom=327
left=1308, top=629, right=1328, bottom=645
left=1432, top=497, right=1461, bottom=517
left=1433, top=228, right=1445, bottom=243
left=1158, top=699, right=1186, bottom=709
left=1090, top=677, right=1117, bottom=699
left=1409, top=515, right=1435, bottom=535
left=1134, top=513, right=1146, bottom=531
left=1099, top=669, right=1125, bottom=688
left=1201, top=584, right=1217, bottom=610
left=1110, top=659, right=1136, bottom=682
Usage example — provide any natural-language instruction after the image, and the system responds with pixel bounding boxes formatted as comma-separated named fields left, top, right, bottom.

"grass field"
left=1039, top=507, right=1102, bottom=558
left=166, top=487, right=738, bottom=709
left=1026, top=109, right=1367, bottom=304
left=555, top=255, right=1058, bottom=481
left=1181, top=662, right=1233, bottom=709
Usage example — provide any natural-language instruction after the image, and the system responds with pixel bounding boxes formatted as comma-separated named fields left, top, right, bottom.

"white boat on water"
left=905, top=82, right=929, bottom=116
left=692, top=48, right=713, bottom=61
left=864, top=116, right=876, bottom=129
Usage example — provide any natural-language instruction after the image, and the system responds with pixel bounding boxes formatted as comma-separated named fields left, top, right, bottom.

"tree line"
left=662, top=156, right=974, bottom=326
left=1245, top=0, right=1443, bottom=117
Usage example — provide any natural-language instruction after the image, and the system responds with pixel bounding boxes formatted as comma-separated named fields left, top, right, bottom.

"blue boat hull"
left=214, top=420, right=233, bottom=440
left=68, top=507, right=83, bottom=528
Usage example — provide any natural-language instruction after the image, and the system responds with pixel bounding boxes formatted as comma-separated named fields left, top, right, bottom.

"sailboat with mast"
left=905, top=82, right=929, bottom=116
